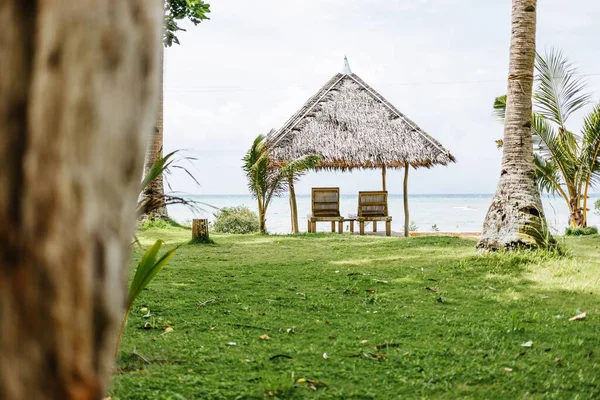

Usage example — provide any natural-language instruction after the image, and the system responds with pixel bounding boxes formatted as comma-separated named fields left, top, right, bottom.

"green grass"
left=110, top=228, right=600, bottom=399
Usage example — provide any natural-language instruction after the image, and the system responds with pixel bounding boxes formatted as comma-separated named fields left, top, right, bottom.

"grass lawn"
left=110, top=227, right=600, bottom=399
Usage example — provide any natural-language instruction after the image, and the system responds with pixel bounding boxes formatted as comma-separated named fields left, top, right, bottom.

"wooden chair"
left=357, top=191, right=392, bottom=236
left=307, top=187, right=344, bottom=233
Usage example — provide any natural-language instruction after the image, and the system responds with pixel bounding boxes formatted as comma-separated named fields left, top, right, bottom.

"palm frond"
left=534, top=49, right=591, bottom=130
left=493, top=95, right=506, bottom=121
left=141, top=150, right=178, bottom=190
left=532, top=113, right=579, bottom=189
left=579, top=104, right=600, bottom=189
left=534, top=155, right=566, bottom=198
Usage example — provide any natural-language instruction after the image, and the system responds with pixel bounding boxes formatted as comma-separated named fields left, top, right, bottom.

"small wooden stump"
left=192, top=219, right=210, bottom=243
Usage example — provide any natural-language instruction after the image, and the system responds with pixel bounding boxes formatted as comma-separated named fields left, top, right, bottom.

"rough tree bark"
left=0, top=1, right=161, bottom=399
left=478, top=0, right=553, bottom=250
left=142, top=47, right=168, bottom=218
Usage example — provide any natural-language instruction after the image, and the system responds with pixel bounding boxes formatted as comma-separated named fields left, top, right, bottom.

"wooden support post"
left=386, top=220, right=391, bottom=236
left=311, top=221, right=317, bottom=233
left=359, top=220, right=365, bottom=235
left=192, top=219, right=209, bottom=242
left=338, top=220, right=343, bottom=234
left=382, top=165, right=387, bottom=191
left=403, top=162, right=410, bottom=237
left=307, top=219, right=312, bottom=233
left=288, top=176, right=299, bottom=234
left=373, top=220, right=377, bottom=232
left=331, top=221, right=336, bottom=232
left=350, top=220, right=354, bottom=233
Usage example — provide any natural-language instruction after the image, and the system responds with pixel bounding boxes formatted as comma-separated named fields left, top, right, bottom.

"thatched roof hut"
left=266, top=57, right=455, bottom=236
left=267, top=57, right=455, bottom=170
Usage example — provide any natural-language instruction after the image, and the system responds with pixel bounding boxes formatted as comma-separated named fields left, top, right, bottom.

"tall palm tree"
left=142, top=0, right=210, bottom=219
left=493, top=50, right=600, bottom=228
left=243, top=134, right=320, bottom=233
left=478, top=0, right=553, bottom=250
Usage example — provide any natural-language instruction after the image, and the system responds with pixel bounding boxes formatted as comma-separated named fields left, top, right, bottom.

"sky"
left=163, top=0, right=600, bottom=195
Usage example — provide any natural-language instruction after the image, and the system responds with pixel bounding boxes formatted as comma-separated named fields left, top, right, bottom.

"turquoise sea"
left=167, top=194, right=600, bottom=234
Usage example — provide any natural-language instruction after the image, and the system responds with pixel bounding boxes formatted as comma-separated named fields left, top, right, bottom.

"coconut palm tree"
left=142, top=0, right=210, bottom=219
left=493, top=50, right=600, bottom=228
left=243, top=134, right=320, bottom=233
left=478, top=0, right=553, bottom=250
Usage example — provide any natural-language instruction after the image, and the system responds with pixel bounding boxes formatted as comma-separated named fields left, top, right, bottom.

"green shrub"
left=138, top=216, right=187, bottom=230
left=213, top=206, right=259, bottom=234
left=595, top=199, right=600, bottom=216
left=565, top=226, right=598, bottom=236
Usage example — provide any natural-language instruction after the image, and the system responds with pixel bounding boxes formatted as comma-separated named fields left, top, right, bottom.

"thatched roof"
left=267, top=60, right=455, bottom=170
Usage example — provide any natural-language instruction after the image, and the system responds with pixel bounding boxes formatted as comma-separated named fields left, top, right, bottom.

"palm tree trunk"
left=478, top=0, right=553, bottom=250
left=142, top=46, right=168, bottom=219
left=258, top=198, right=267, bottom=234
left=0, top=1, right=161, bottom=398
left=288, top=175, right=299, bottom=233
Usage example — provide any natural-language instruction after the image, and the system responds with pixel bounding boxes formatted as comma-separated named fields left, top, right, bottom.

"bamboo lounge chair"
left=308, top=187, right=344, bottom=233
left=357, top=191, right=392, bottom=236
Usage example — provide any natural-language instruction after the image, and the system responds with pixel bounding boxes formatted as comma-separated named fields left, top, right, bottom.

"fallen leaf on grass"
left=296, top=378, right=327, bottom=390
left=366, top=289, right=376, bottom=294
left=375, top=343, right=401, bottom=350
left=140, top=307, right=148, bottom=313
left=286, top=327, right=295, bottom=334
left=227, top=342, right=237, bottom=346
left=163, top=327, right=174, bottom=334
left=521, top=340, right=533, bottom=348
left=259, top=334, right=270, bottom=340
left=361, top=339, right=369, bottom=344
left=322, top=353, right=329, bottom=359
left=569, top=312, right=587, bottom=321
left=425, top=287, right=439, bottom=293
left=363, top=352, right=387, bottom=360
left=503, top=367, right=513, bottom=372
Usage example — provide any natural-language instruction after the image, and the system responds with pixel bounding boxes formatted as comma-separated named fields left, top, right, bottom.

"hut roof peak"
left=342, top=55, right=352, bottom=74
left=267, top=66, right=456, bottom=170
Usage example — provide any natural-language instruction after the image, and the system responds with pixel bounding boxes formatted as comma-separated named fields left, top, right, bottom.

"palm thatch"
left=267, top=68, right=455, bottom=170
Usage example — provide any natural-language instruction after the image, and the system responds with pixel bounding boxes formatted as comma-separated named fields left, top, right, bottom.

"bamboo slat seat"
left=308, top=187, right=343, bottom=233
left=356, top=191, right=392, bottom=236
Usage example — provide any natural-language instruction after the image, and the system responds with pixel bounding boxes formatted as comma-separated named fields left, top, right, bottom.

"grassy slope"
left=110, top=229, right=600, bottom=399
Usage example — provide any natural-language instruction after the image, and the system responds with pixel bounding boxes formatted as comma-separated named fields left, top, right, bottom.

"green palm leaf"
left=127, top=240, right=177, bottom=307
left=534, top=50, right=591, bottom=130
left=493, top=95, right=506, bottom=121
left=579, top=104, right=600, bottom=189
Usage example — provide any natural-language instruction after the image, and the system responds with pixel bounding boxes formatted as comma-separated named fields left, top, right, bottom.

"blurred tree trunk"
left=0, top=1, right=161, bottom=399
left=142, top=47, right=168, bottom=218
left=478, top=0, right=553, bottom=250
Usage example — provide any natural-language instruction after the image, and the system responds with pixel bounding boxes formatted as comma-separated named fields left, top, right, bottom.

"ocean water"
left=168, top=194, right=600, bottom=235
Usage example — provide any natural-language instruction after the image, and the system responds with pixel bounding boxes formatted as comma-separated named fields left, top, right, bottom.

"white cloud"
left=161, top=0, right=600, bottom=195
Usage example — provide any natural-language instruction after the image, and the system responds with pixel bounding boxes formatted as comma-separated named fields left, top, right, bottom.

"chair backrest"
left=311, top=187, right=340, bottom=217
left=358, top=191, right=388, bottom=217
